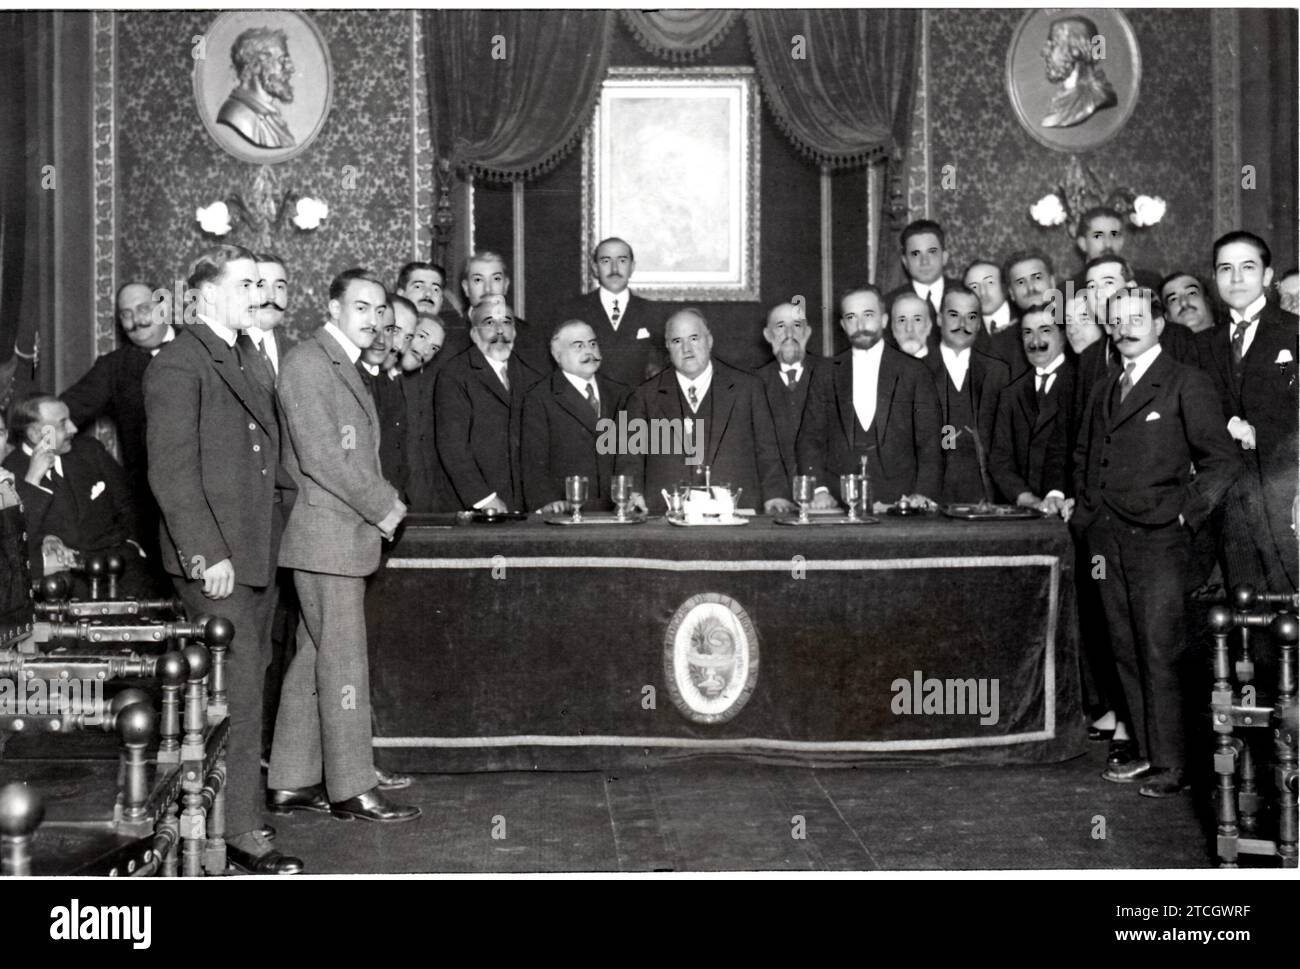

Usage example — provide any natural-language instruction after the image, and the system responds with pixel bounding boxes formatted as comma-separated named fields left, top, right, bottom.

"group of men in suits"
left=6, top=206, right=1295, bottom=863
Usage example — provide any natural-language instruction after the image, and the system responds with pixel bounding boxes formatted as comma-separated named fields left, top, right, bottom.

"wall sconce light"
left=1030, top=155, right=1165, bottom=237
left=195, top=165, right=328, bottom=251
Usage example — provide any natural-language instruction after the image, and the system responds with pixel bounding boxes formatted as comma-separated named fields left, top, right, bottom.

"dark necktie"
left=1035, top=372, right=1047, bottom=404
left=928, top=288, right=939, bottom=318
left=610, top=299, right=620, bottom=327
left=497, top=363, right=510, bottom=394
left=1118, top=362, right=1136, bottom=404
left=783, top=368, right=799, bottom=391
left=585, top=381, right=599, bottom=417
left=1230, top=318, right=1254, bottom=383
left=687, top=385, right=699, bottom=411
left=236, top=333, right=275, bottom=393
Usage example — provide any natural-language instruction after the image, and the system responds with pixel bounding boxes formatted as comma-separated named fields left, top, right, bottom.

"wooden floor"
left=261, top=743, right=1225, bottom=873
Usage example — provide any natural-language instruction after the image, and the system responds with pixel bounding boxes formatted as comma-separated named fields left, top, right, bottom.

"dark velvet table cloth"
left=367, top=514, right=1085, bottom=771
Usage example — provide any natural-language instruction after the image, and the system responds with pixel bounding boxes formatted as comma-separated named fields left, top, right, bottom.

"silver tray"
left=774, top=515, right=880, bottom=526
left=941, top=503, right=1044, bottom=521
left=544, top=513, right=648, bottom=526
left=665, top=514, right=749, bottom=527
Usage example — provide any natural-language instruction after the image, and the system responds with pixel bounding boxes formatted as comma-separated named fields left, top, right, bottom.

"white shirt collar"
left=21, top=443, right=63, bottom=478
left=985, top=301, right=1012, bottom=332
left=563, top=370, right=598, bottom=398
left=675, top=361, right=713, bottom=407
left=1121, top=341, right=1163, bottom=386
left=1230, top=294, right=1267, bottom=325
left=322, top=321, right=363, bottom=364
left=599, top=286, right=630, bottom=315
left=912, top=278, right=944, bottom=303
left=851, top=339, right=886, bottom=367
left=780, top=360, right=803, bottom=378
left=1035, top=352, right=1066, bottom=376
left=939, top=343, right=971, bottom=387
left=197, top=313, right=237, bottom=348
left=360, top=361, right=380, bottom=377
left=483, top=352, right=510, bottom=382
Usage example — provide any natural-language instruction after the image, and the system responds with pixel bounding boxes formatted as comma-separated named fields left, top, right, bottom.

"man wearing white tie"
left=556, top=237, right=666, bottom=388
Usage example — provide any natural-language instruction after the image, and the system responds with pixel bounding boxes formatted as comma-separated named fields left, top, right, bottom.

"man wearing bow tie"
left=1069, top=289, right=1240, bottom=797
left=556, top=237, right=666, bottom=388
left=1199, top=231, right=1300, bottom=593
left=756, top=301, right=820, bottom=481
left=3, top=393, right=147, bottom=597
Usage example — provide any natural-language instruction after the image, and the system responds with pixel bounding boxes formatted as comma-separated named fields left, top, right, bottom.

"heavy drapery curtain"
left=746, top=9, right=918, bottom=170
left=619, top=9, right=740, bottom=62
left=424, top=10, right=615, bottom=182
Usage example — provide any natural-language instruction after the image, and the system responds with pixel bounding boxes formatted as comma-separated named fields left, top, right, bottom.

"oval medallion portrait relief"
left=663, top=593, right=760, bottom=724
left=193, top=10, right=334, bottom=165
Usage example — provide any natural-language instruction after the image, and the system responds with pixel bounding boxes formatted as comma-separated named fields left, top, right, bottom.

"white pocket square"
left=1276, top=349, right=1294, bottom=364
left=1144, top=412, right=1161, bottom=422
left=636, top=328, right=650, bottom=340
left=90, top=480, right=105, bottom=500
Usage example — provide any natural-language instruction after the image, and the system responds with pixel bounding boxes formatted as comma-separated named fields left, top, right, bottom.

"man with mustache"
left=400, top=312, right=455, bottom=514
left=396, top=260, right=466, bottom=356
left=270, top=267, right=418, bottom=824
left=922, top=289, right=1010, bottom=503
left=1069, top=207, right=1163, bottom=296
left=434, top=294, right=541, bottom=512
left=459, top=251, right=546, bottom=374
left=964, top=259, right=1028, bottom=378
left=1069, top=288, right=1240, bottom=797
left=249, top=252, right=289, bottom=378
left=888, top=293, right=935, bottom=360
left=798, top=286, right=943, bottom=510
left=619, top=310, right=792, bottom=516
left=1159, top=271, right=1219, bottom=335
left=1039, top=15, right=1117, bottom=129
left=60, top=280, right=175, bottom=587
left=355, top=292, right=410, bottom=501
left=217, top=28, right=297, bottom=149
left=556, top=237, right=665, bottom=388
left=521, top=320, right=630, bottom=512
left=757, top=301, right=820, bottom=481
left=145, top=244, right=303, bottom=872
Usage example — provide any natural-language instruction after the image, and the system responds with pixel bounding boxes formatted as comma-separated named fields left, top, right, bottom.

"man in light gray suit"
left=267, top=268, right=420, bottom=823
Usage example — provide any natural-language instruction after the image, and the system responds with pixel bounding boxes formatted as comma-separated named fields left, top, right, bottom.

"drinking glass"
left=565, top=475, right=590, bottom=523
left=793, top=475, right=815, bottom=524
left=840, top=474, right=862, bottom=522
left=611, top=474, right=633, bottom=522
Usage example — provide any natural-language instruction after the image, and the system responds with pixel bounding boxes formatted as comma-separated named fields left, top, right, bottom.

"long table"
left=367, top=514, right=1085, bottom=771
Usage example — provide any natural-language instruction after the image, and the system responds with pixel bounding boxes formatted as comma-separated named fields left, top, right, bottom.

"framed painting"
left=193, top=10, right=334, bottom=165
left=582, top=67, right=760, bottom=301
left=1006, top=9, right=1141, bottom=153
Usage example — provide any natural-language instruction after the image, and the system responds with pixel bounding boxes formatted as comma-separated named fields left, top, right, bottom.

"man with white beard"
left=756, top=301, right=820, bottom=480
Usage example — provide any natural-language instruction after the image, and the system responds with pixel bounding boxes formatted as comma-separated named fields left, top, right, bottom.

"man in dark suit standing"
left=3, top=394, right=148, bottom=596
left=1200, top=231, right=1300, bottom=593
left=923, top=289, right=1009, bottom=503
left=354, top=295, right=411, bottom=500
left=458, top=251, right=546, bottom=374
left=884, top=220, right=962, bottom=323
left=756, top=301, right=819, bottom=482
left=399, top=314, right=457, bottom=513
left=434, top=294, right=542, bottom=512
left=521, top=320, right=630, bottom=512
left=144, top=244, right=302, bottom=873
left=619, top=310, right=793, bottom=516
left=990, top=303, right=1076, bottom=509
left=269, top=268, right=419, bottom=824
left=556, top=237, right=666, bottom=388
left=964, top=259, right=1028, bottom=378
left=888, top=293, right=935, bottom=361
left=799, top=286, right=943, bottom=509
left=1070, top=288, right=1240, bottom=797
left=60, top=280, right=174, bottom=580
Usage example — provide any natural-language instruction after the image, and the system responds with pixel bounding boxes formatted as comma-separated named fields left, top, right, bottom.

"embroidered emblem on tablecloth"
left=663, top=592, right=759, bottom=724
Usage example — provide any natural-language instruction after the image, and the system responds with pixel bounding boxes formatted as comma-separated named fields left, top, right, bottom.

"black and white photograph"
left=0, top=1, right=1296, bottom=918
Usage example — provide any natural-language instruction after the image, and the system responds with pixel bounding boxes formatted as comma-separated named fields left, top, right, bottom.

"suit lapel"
left=553, top=371, right=598, bottom=434
left=316, top=331, right=378, bottom=427
left=193, top=324, right=274, bottom=432
left=833, top=354, right=855, bottom=443
left=469, top=346, right=511, bottom=406
left=1108, top=353, right=1168, bottom=430
left=705, top=366, right=738, bottom=465
left=1031, top=377, right=1060, bottom=437
left=875, top=350, right=900, bottom=445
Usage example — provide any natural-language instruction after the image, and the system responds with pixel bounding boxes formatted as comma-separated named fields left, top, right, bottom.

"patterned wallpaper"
left=114, top=9, right=429, bottom=346
left=925, top=8, right=1214, bottom=282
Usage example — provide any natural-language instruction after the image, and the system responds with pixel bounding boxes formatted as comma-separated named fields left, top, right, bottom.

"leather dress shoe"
left=375, top=766, right=413, bottom=790
left=267, top=784, right=332, bottom=816
left=331, top=787, right=422, bottom=823
left=1107, top=738, right=1139, bottom=766
left=226, top=832, right=303, bottom=875
left=1139, top=770, right=1188, bottom=798
left=1102, top=758, right=1152, bottom=783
